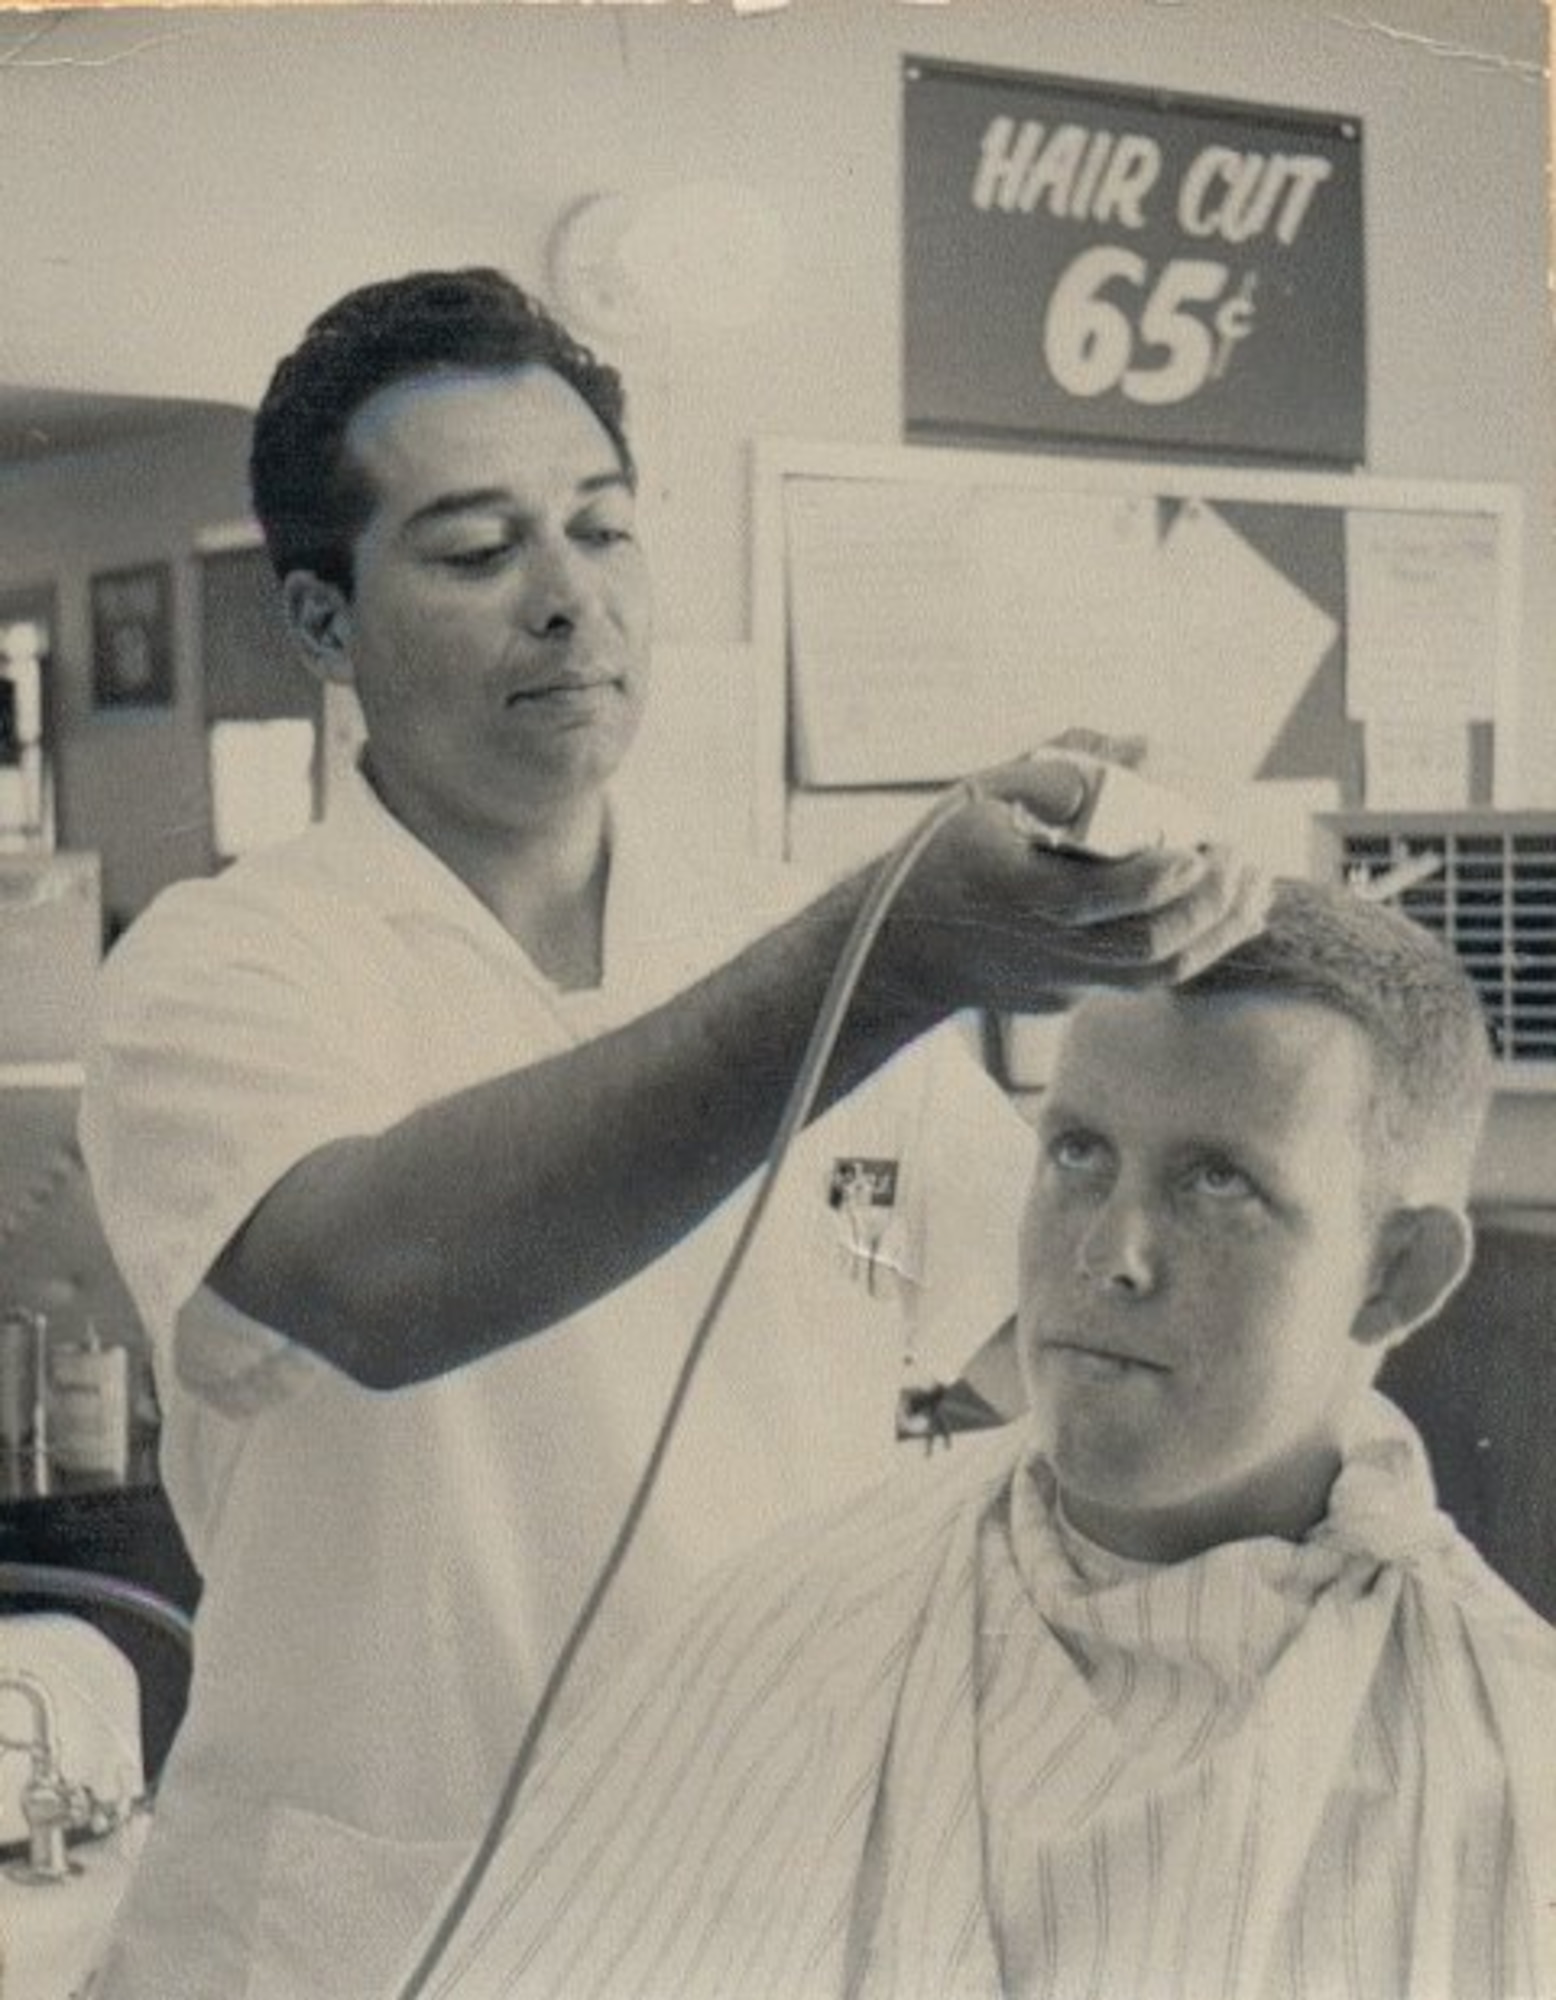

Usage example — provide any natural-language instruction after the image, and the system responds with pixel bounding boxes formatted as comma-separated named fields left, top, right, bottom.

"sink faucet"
left=0, top=1669, right=139, bottom=1884
left=0, top=1668, right=77, bottom=1880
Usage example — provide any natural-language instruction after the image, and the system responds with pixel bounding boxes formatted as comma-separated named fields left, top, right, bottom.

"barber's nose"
left=521, top=537, right=587, bottom=637
left=1077, top=1190, right=1159, bottom=1299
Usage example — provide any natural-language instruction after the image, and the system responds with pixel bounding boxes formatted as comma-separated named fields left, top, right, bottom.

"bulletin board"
left=749, top=439, right=1521, bottom=869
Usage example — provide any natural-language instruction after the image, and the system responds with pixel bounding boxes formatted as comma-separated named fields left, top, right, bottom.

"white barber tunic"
left=79, top=768, right=1033, bottom=2000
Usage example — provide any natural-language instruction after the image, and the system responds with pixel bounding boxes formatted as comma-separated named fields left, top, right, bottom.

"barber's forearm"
left=209, top=760, right=1267, bottom=1387
left=207, top=865, right=943, bottom=1388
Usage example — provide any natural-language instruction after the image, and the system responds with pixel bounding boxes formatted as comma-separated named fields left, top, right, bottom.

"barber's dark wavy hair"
left=249, top=267, right=633, bottom=591
left=1183, top=876, right=1495, bottom=1199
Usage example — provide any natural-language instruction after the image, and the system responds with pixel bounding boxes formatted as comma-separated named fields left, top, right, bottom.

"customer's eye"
left=1049, top=1131, right=1108, bottom=1174
left=1187, top=1159, right=1257, bottom=1201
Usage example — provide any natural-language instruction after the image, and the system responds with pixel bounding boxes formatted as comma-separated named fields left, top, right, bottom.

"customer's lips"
left=1043, top=1339, right=1170, bottom=1380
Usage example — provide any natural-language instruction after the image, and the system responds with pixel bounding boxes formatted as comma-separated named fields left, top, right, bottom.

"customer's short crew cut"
left=1183, top=876, right=1495, bottom=1201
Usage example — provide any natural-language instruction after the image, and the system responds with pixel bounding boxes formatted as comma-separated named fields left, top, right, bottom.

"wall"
left=0, top=412, right=253, bottom=928
left=2, top=0, right=1552, bottom=806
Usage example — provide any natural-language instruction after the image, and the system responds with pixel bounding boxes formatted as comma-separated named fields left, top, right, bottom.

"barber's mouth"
left=506, top=679, right=618, bottom=705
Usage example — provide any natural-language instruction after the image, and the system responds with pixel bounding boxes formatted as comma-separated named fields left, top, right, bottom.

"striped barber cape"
left=417, top=1396, right=1556, bottom=2000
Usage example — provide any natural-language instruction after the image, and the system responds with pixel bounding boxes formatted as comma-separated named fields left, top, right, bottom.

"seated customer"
left=413, top=880, right=1556, bottom=2000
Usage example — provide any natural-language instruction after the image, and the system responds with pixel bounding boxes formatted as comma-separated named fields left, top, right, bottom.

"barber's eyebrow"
left=403, top=470, right=633, bottom=531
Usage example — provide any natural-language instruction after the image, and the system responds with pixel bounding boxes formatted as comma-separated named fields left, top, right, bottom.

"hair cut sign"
left=903, top=59, right=1365, bottom=464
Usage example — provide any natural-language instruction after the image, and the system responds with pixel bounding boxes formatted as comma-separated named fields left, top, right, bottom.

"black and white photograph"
left=0, top=4, right=1553, bottom=1996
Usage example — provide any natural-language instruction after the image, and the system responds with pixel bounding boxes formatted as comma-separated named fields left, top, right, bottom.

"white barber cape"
left=417, top=1393, right=1556, bottom=2000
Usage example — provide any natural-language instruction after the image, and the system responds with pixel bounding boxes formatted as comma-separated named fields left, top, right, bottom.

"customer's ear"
left=1351, top=1205, right=1474, bottom=1349
left=283, top=572, right=355, bottom=685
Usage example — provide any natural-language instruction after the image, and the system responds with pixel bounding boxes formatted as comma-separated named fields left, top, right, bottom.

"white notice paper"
left=786, top=480, right=984, bottom=785
left=785, top=479, right=1161, bottom=785
left=1344, top=511, right=1501, bottom=721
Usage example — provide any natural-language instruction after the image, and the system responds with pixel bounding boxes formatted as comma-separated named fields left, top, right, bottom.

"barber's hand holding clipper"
left=875, top=734, right=1271, bottom=1018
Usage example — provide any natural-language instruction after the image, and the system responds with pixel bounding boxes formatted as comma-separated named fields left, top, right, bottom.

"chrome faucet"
left=0, top=1668, right=139, bottom=1884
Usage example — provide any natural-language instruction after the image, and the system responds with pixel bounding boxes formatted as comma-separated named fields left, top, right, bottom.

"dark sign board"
left=904, top=59, right=1365, bottom=464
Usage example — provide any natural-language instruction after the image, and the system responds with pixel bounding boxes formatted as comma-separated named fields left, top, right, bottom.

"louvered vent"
left=1316, top=814, right=1556, bottom=1086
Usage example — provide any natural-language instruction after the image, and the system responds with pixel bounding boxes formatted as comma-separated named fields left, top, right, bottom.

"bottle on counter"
left=0, top=1307, right=49, bottom=1497
left=47, top=1321, right=130, bottom=1483
left=0, top=1308, right=35, bottom=1457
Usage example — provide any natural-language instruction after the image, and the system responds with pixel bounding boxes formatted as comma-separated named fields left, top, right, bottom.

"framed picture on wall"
left=91, top=562, right=175, bottom=710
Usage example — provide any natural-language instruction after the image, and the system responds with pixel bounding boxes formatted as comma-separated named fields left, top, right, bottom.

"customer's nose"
left=1077, top=1186, right=1160, bottom=1298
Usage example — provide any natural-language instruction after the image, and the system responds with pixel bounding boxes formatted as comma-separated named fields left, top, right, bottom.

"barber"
left=79, top=267, right=1265, bottom=2000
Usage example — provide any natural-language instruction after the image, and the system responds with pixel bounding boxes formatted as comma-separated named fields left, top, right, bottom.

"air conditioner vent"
left=1316, top=813, right=1556, bottom=1086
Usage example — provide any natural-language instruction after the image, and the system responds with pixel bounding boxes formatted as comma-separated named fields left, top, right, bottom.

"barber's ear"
left=1351, top=1205, right=1474, bottom=1350
left=282, top=572, right=355, bottom=686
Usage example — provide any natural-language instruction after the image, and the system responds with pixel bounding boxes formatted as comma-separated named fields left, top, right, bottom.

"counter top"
left=0, top=1813, right=148, bottom=1998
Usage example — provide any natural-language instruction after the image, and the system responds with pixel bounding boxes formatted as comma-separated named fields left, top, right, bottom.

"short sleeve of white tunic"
left=82, top=855, right=420, bottom=1377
